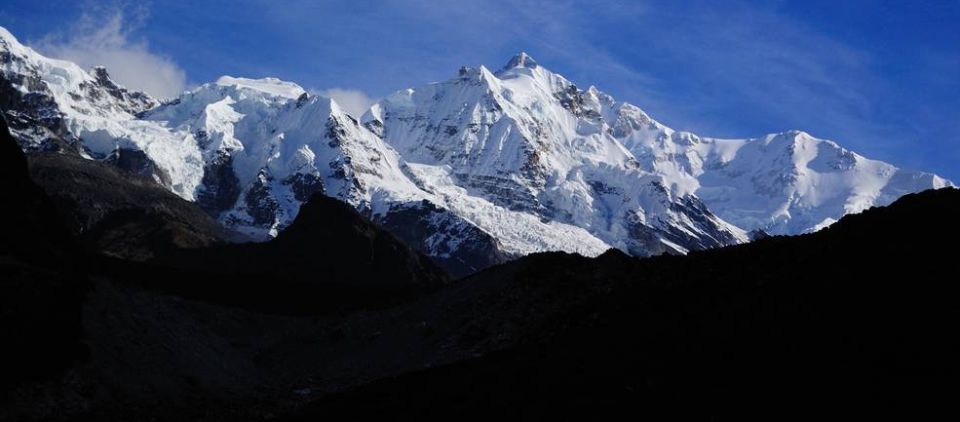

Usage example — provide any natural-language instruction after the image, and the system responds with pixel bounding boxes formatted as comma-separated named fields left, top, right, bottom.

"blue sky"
left=1, top=0, right=958, bottom=180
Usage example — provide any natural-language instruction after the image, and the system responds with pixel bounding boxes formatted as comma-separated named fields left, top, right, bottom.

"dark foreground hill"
left=1, top=114, right=957, bottom=419
left=26, top=152, right=235, bottom=261
left=15, top=131, right=448, bottom=315
left=0, top=117, right=447, bottom=419
left=287, top=187, right=960, bottom=418
left=141, top=192, right=450, bottom=314
left=0, top=116, right=87, bottom=393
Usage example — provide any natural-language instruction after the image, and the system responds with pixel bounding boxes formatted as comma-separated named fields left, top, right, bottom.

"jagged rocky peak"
left=503, top=51, right=538, bottom=70
left=452, top=64, right=499, bottom=87
left=91, top=66, right=119, bottom=89
left=1, top=27, right=74, bottom=152
left=87, top=65, right=158, bottom=115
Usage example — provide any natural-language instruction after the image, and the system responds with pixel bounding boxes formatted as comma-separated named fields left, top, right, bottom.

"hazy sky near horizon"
left=1, top=0, right=958, bottom=180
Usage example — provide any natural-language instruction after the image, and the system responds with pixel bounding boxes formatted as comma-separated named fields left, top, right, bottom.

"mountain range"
left=3, top=100, right=958, bottom=418
left=1, top=26, right=952, bottom=275
left=1, top=23, right=958, bottom=420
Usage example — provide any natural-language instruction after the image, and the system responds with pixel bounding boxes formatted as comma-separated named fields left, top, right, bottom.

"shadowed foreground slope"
left=26, top=152, right=234, bottom=261
left=0, top=117, right=87, bottom=392
left=0, top=116, right=447, bottom=419
left=289, top=187, right=960, bottom=418
left=141, top=192, right=450, bottom=314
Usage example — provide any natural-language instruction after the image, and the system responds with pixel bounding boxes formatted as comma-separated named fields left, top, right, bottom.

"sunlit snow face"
left=2, top=24, right=950, bottom=261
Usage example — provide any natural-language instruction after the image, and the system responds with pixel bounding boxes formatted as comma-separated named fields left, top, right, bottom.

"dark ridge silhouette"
left=0, top=116, right=87, bottom=392
left=0, top=119, right=79, bottom=266
left=130, top=192, right=451, bottom=314
left=27, top=152, right=234, bottom=260
left=19, top=143, right=449, bottom=315
left=287, top=187, right=960, bottom=418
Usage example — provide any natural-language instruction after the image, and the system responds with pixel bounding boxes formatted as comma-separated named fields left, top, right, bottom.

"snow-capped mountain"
left=611, top=107, right=954, bottom=235
left=364, top=53, right=746, bottom=255
left=1, top=25, right=951, bottom=275
left=369, top=51, right=948, bottom=238
left=0, top=26, right=200, bottom=199
left=140, top=76, right=620, bottom=271
left=0, top=27, right=602, bottom=274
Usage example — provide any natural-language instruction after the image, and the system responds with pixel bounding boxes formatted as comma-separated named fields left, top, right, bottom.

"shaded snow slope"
left=613, top=114, right=953, bottom=234
left=365, top=54, right=750, bottom=255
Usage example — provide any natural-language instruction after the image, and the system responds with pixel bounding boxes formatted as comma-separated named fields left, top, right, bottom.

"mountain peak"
left=0, top=25, right=18, bottom=44
left=91, top=66, right=116, bottom=86
left=503, top=52, right=538, bottom=70
left=89, top=65, right=156, bottom=108
left=0, top=25, right=30, bottom=57
left=214, top=76, right=306, bottom=100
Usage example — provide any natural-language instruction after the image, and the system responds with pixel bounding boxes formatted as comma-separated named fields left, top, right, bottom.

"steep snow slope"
left=374, top=51, right=950, bottom=238
left=365, top=52, right=951, bottom=244
left=365, top=53, right=747, bottom=255
left=612, top=110, right=953, bottom=234
left=142, top=75, right=609, bottom=271
left=0, top=26, right=203, bottom=199
left=143, top=78, right=427, bottom=230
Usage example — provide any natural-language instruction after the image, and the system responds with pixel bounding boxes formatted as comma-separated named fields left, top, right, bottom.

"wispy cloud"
left=610, top=3, right=879, bottom=136
left=313, top=88, right=377, bottom=118
left=36, top=6, right=186, bottom=98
